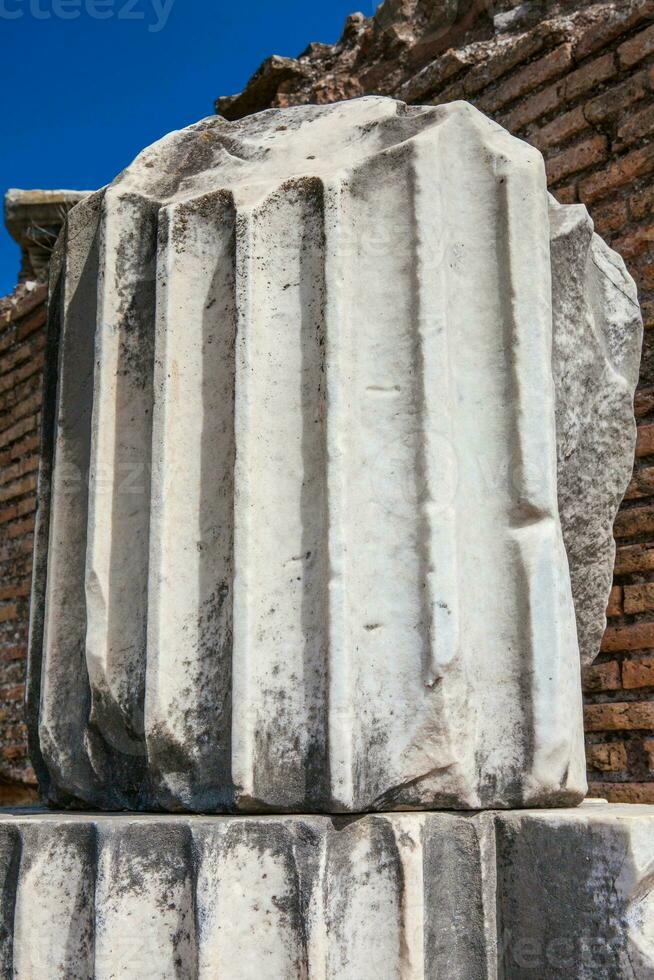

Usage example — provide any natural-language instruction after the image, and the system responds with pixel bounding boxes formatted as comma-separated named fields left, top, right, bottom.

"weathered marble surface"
left=550, top=198, right=642, bottom=668
left=0, top=804, right=652, bottom=979
left=496, top=803, right=654, bottom=978
left=28, top=96, right=639, bottom=813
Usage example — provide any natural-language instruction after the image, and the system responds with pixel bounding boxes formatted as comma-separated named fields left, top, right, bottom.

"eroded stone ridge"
left=28, top=98, right=638, bottom=813
left=1, top=805, right=652, bottom=978
left=550, top=197, right=642, bottom=668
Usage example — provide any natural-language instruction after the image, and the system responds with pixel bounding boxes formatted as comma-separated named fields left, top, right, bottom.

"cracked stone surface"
left=1, top=804, right=653, bottom=978
left=550, top=197, right=642, bottom=667
left=28, top=97, right=639, bottom=813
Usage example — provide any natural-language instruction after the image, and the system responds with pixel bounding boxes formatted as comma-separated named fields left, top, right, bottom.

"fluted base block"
left=1, top=803, right=652, bottom=978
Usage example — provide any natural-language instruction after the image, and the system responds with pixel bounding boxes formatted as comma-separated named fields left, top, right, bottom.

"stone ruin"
left=2, top=97, right=651, bottom=976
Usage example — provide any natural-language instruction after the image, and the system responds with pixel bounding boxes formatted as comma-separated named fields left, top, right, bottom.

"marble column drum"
left=27, top=98, right=641, bottom=813
left=1, top=804, right=653, bottom=979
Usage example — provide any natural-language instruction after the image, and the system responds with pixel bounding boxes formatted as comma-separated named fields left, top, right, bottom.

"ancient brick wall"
left=0, top=192, right=83, bottom=804
left=0, top=281, right=45, bottom=805
left=219, top=0, right=654, bottom=802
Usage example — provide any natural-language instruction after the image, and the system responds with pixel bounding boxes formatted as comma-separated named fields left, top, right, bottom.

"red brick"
left=618, top=23, right=654, bottom=68
left=585, top=700, right=654, bottom=731
left=592, top=198, right=629, bottom=238
left=0, top=645, right=26, bottom=663
left=0, top=392, right=41, bottom=437
left=431, top=76, right=466, bottom=105
left=400, top=49, right=475, bottom=102
left=0, top=683, right=23, bottom=702
left=546, top=134, right=607, bottom=184
left=584, top=67, right=651, bottom=125
left=633, top=252, right=654, bottom=290
left=0, top=650, right=23, bottom=673
left=0, top=345, right=32, bottom=380
left=0, top=285, right=47, bottom=328
left=607, top=585, right=624, bottom=618
left=642, top=299, right=654, bottom=331
left=613, top=224, right=654, bottom=259
left=12, top=495, right=36, bottom=520
left=582, top=659, right=621, bottom=692
left=0, top=705, right=17, bottom=728
left=0, top=605, right=18, bottom=625
left=4, top=433, right=39, bottom=464
left=463, top=31, right=546, bottom=98
left=2, top=722, right=28, bottom=744
left=0, top=494, right=35, bottom=532
left=0, top=455, right=39, bottom=488
left=601, top=621, right=654, bottom=652
left=624, top=583, right=654, bottom=614
left=613, top=503, right=654, bottom=538
left=9, top=516, right=35, bottom=540
left=0, top=474, right=37, bottom=506
left=0, top=374, right=41, bottom=421
left=625, top=466, right=654, bottom=499
left=580, top=143, right=654, bottom=203
left=614, top=544, right=654, bottom=574
left=635, top=386, right=654, bottom=416
left=575, top=0, right=654, bottom=60
left=501, top=83, right=561, bottom=132
left=552, top=184, right=577, bottom=205
left=630, top=182, right=654, bottom=221
left=0, top=784, right=37, bottom=805
left=0, top=326, right=17, bottom=358
left=637, top=423, right=654, bottom=456
left=529, top=105, right=587, bottom=152
left=587, top=741, right=628, bottom=772
left=587, top=781, right=654, bottom=803
left=0, top=583, right=29, bottom=602
left=0, top=579, right=30, bottom=602
left=0, top=414, right=37, bottom=452
left=0, top=666, right=25, bottom=691
left=564, top=51, right=617, bottom=102
left=618, top=103, right=654, bottom=147
left=623, top=654, right=654, bottom=688
left=0, top=551, right=32, bottom=575
left=15, top=307, right=46, bottom=342
left=480, top=44, right=573, bottom=114
left=0, top=351, right=44, bottom=396
left=8, top=536, right=34, bottom=558
left=0, top=332, right=44, bottom=381
left=0, top=384, right=40, bottom=427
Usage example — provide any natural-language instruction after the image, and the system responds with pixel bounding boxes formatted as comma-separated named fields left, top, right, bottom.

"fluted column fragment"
left=0, top=807, right=652, bottom=978
left=146, top=191, right=238, bottom=808
left=28, top=97, right=641, bottom=812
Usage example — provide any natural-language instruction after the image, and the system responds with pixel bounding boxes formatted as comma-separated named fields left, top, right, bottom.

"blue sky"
left=0, top=0, right=369, bottom=295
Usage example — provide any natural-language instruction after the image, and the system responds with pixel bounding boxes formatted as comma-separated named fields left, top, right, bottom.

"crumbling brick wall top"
left=215, top=0, right=635, bottom=119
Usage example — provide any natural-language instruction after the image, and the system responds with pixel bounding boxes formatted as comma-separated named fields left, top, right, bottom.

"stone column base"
left=0, top=803, right=652, bottom=978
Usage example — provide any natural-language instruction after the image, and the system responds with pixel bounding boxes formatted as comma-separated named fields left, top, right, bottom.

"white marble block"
left=1, top=805, right=652, bottom=979
left=28, top=97, right=640, bottom=813
left=496, top=803, right=654, bottom=978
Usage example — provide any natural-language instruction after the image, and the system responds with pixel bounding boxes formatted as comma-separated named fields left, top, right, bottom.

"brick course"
left=0, top=282, right=46, bottom=802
